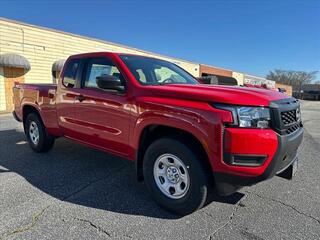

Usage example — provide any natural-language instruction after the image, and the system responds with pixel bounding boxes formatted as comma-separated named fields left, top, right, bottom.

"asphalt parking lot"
left=0, top=100, right=319, bottom=240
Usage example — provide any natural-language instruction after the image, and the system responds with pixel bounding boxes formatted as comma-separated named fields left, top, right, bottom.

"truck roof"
left=66, top=52, right=173, bottom=64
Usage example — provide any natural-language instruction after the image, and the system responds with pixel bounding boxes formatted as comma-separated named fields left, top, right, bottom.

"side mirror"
left=96, top=74, right=125, bottom=92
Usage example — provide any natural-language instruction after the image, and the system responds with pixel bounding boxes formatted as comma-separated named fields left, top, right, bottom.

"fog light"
left=224, top=153, right=267, bottom=166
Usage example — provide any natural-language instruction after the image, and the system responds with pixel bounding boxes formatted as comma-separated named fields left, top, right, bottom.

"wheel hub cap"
left=29, top=121, right=39, bottom=145
left=153, top=154, right=190, bottom=199
left=166, top=166, right=180, bottom=183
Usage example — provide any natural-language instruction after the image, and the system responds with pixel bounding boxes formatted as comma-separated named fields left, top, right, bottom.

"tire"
left=143, top=137, right=209, bottom=215
left=25, top=112, right=55, bottom=153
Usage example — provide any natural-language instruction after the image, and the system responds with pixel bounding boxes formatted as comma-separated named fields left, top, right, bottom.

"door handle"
left=48, top=91, right=55, bottom=99
left=66, top=93, right=77, bottom=98
left=75, top=94, right=85, bottom=102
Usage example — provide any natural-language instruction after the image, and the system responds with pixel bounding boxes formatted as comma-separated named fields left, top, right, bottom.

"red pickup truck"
left=13, top=52, right=303, bottom=215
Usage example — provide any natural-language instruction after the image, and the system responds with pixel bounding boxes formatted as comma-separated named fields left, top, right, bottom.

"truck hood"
left=148, top=84, right=289, bottom=106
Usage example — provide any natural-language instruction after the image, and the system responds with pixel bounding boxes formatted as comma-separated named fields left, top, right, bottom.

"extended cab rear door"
left=56, top=58, right=84, bottom=138
left=72, top=55, right=131, bottom=157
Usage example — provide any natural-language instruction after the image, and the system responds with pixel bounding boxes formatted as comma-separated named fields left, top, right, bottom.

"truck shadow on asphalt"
left=0, top=129, right=244, bottom=219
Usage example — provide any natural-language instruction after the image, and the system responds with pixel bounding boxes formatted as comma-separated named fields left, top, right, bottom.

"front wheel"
left=25, top=113, right=55, bottom=153
left=143, top=137, right=209, bottom=215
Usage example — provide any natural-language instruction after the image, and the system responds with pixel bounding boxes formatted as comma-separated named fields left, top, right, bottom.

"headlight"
left=214, top=104, right=271, bottom=129
left=296, top=107, right=301, bottom=122
left=237, top=107, right=270, bottom=128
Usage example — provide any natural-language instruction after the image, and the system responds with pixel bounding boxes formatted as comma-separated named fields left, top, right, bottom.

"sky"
left=1, top=0, right=319, bottom=79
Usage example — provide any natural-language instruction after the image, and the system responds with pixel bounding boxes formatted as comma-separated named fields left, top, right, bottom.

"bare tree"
left=312, top=80, right=320, bottom=85
left=266, top=69, right=318, bottom=93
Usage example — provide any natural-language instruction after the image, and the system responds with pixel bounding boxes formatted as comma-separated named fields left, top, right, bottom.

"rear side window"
left=62, top=59, right=80, bottom=88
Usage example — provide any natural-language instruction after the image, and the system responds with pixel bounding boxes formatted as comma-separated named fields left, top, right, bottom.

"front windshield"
left=120, top=55, right=199, bottom=85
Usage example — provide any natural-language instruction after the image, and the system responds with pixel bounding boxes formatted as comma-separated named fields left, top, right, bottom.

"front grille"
left=270, top=98, right=302, bottom=135
left=281, top=110, right=297, bottom=125
left=285, top=122, right=301, bottom=134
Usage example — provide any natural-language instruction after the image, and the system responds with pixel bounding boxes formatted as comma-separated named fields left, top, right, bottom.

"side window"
left=62, top=59, right=80, bottom=88
left=136, top=69, right=146, bottom=83
left=154, top=66, right=186, bottom=83
left=84, top=57, right=121, bottom=88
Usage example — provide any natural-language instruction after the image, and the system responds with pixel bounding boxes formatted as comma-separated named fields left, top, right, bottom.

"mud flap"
left=277, top=157, right=298, bottom=180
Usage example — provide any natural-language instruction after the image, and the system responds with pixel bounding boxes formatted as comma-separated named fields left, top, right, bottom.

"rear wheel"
left=25, top=113, right=55, bottom=153
left=143, top=137, right=209, bottom=215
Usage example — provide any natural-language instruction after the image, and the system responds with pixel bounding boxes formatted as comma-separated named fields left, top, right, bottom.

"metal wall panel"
left=0, top=67, right=6, bottom=111
left=232, top=71, right=244, bottom=85
left=0, top=18, right=201, bottom=111
left=0, top=18, right=200, bottom=87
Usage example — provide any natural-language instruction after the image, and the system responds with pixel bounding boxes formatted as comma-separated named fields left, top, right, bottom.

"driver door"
left=73, top=56, right=131, bottom=157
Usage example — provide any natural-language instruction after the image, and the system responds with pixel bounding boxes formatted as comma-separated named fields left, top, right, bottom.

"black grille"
left=285, top=122, right=301, bottom=134
left=281, top=110, right=297, bottom=125
left=270, top=98, right=302, bottom=135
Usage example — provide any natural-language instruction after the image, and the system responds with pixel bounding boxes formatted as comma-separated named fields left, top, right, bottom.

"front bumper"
left=214, top=127, right=303, bottom=195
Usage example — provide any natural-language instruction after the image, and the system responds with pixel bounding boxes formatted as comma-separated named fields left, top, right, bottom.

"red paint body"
left=12, top=52, right=299, bottom=186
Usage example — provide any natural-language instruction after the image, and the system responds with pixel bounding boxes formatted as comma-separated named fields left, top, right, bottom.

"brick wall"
left=200, top=64, right=232, bottom=77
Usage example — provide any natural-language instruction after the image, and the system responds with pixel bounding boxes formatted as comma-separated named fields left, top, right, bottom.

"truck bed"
left=13, top=82, right=57, bottom=122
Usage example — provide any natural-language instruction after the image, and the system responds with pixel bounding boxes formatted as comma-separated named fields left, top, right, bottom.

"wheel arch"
left=22, top=104, right=42, bottom=127
left=136, top=124, right=212, bottom=182
left=22, top=104, right=42, bottom=123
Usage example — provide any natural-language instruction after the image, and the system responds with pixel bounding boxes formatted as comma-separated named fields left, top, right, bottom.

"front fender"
left=129, top=97, right=229, bottom=170
left=133, top=110, right=210, bottom=153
